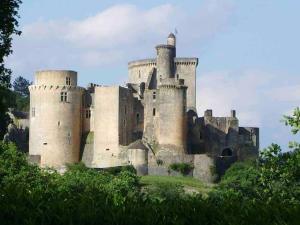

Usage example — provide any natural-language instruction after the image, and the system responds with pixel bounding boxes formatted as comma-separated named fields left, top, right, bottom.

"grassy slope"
left=140, top=175, right=213, bottom=194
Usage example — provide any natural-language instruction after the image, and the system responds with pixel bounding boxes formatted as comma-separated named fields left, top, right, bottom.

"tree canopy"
left=0, top=0, right=22, bottom=139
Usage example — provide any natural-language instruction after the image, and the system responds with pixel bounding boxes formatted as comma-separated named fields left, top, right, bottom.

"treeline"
left=0, top=139, right=299, bottom=225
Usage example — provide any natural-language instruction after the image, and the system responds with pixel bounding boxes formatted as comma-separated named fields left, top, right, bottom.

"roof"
left=128, top=139, right=148, bottom=150
left=168, top=32, right=176, bottom=38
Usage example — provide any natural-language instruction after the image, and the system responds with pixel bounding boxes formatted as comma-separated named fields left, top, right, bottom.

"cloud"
left=7, top=1, right=235, bottom=77
left=197, top=69, right=300, bottom=148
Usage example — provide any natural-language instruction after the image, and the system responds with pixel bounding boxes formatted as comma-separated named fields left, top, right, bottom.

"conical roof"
left=128, top=139, right=148, bottom=150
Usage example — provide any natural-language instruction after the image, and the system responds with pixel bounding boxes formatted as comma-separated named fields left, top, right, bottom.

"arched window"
left=221, top=148, right=233, bottom=157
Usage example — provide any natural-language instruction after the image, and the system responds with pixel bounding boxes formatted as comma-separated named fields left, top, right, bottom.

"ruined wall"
left=143, top=89, right=159, bottom=145
left=29, top=70, right=83, bottom=168
left=119, top=87, right=134, bottom=146
left=93, top=86, right=120, bottom=167
left=93, top=86, right=135, bottom=168
left=174, top=58, right=198, bottom=111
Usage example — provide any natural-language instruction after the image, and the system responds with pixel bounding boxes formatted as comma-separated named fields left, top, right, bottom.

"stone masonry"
left=28, top=33, right=259, bottom=182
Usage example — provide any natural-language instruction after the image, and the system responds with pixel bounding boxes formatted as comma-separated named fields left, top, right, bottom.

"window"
left=153, top=108, right=156, bottom=116
left=85, top=109, right=91, bottom=118
left=67, top=132, right=71, bottom=145
left=66, top=77, right=71, bottom=85
left=123, top=119, right=126, bottom=126
left=31, top=107, right=35, bottom=117
left=199, top=131, right=203, bottom=140
left=153, top=91, right=156, bottom=100
left=138, top=70, right=141, bottom=79
left=124, top=106, right=127, bottom=115
left=136, top=113, right=140, bottom=124
left=176, top=74, right=179, bottom=80
left=60, top=92, right=67, bottom=102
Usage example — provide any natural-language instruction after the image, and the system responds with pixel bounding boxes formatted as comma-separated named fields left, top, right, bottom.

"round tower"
left=156, top=44, right=175, bottom=81
left=29, top=70, right=84, bottom=168
left=167, top=32, right=176, bottom=47
left=157, top=84, right=187, bottom=153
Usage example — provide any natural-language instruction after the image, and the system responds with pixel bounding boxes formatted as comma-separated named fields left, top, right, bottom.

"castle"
left=28, top=34, right=259, bottom=182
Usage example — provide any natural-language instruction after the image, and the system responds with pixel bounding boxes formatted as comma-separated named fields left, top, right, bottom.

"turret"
left=167, top=33, right=176, bottom=48
left=29, top=70, right=84, bottom=168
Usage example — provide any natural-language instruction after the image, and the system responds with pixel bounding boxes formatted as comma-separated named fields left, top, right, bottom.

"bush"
left=0, top=142, right=299, bottom=225
left=169, top=162, right=194, bottom=175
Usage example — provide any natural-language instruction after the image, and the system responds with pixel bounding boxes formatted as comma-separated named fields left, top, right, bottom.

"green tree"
left=0, top=0, right=22, bottom=139
left=12, top=76, right=31, bottom=111
left=13, top=76, right=31, bottom=97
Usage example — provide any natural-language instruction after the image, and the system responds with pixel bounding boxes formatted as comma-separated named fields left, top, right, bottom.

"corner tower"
left=29, top=70, right=84, bottom=168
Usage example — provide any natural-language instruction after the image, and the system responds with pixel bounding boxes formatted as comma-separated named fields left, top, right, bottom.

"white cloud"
left=197, top=69, right=300, bottom=148
left=7, top=1, right=235, bottom=76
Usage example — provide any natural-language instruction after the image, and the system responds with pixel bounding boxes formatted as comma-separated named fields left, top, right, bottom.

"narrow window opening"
left=58, top=121, right=60, bottom=126
left=199, top=131, right=203, bottom=140
left=153, top=91, right=156, bottom=100
left=153, top=108, right=156, bottom=116
left=106, top=148, right=110, bottom=151
left=136, top=113, right=140, bottom=124
left=67, top=132, right=71, bottom=145
left=177, top=74, right=179, bottom=80
left=124, top=106, right=127, bottom=115
left=138, top=70, right=141, bottom=79
left=31, top=107, right=35, bottom=117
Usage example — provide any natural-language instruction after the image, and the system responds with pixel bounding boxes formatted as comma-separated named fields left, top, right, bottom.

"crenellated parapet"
left=128, top=57, right=198, bottom=69
left=28, top=85, right=85, bottom=92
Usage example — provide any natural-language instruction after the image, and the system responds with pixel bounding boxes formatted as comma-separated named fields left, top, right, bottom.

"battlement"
left=128, top=57, right=198, bottom=69
left=28, top=85, right=85, bottom=92
left=155, top=44, right=175, bottom=50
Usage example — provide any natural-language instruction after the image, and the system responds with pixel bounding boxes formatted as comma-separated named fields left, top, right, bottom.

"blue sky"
left=6, top=0, right=300, bottom=149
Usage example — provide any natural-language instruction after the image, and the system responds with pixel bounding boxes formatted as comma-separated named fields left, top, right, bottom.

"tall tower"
left=29, top=70, right=84, bottom=168
left=156, top=34, right=176, bottom=82
left=157, top=82, right=187, bottom=153
left=143, top=33, right=187, bottom=154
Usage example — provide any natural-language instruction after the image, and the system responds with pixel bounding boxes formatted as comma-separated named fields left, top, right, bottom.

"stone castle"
left=28, top=33, right=259, bottom=182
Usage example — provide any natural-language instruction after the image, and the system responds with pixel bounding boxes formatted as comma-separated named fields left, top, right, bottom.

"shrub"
left=169, top=162, right=194, bottom=175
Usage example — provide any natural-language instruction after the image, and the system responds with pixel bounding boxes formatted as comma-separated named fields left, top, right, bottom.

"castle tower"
left=157, top=82, right=187, bottom=153
left=156, top=36, right=176, bottom=82
left=167, top=32, right=176, bottom=48
left=29, top=70, right=84, bottom=168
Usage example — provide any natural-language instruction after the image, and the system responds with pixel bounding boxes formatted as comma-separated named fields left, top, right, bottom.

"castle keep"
left=28, top=34, right=259, bottom=181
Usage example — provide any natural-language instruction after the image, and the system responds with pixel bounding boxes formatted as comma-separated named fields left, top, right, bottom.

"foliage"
left=0, top=142, right=299, bottom=225
left=0, top=0, right=22, bottom=139
left=0, top=87, right=14, bottom=139
left=0, top=0, right=22, bottom=88
left=141, top=175, right=210, bottom=193
left=283, top=107, right=300, bottom=134
left=169, top=162, right=194, bottom=175
left=13, top=76, right=31, bottom=97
